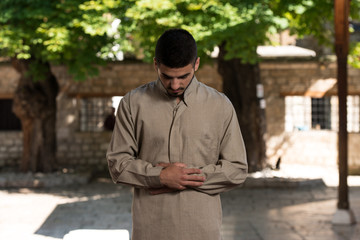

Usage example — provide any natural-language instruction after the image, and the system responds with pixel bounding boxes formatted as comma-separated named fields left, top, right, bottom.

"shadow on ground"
left=31, top=179, right=360, bottom=240
left=35, top=196, right=132, bottom=239
left=29, top=179, right=131, bottom=239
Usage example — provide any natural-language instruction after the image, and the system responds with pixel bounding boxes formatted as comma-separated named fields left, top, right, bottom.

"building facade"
left=0, top=60, right=359, bottom=172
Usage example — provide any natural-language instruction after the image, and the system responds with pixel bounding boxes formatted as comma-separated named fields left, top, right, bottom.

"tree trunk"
left=11, top=58, right=59, bottom=173
left=217, top=44, right=266, bottom=172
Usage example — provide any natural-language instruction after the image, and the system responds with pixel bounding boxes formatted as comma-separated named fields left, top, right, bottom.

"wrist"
left=159, top=168, right=166, bottom=186
left=146, top=166, right=165, bottom=188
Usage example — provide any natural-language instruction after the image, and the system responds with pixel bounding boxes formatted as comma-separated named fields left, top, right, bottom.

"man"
left=107, top=29, right=247, bottom=240
left=104, top=107, right=116, bottom=131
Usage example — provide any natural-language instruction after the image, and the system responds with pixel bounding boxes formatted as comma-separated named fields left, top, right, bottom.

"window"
left=80, top=98, right=112, bottom=132
left=285, top=96, right=360, bottom=132
left=79, top=96, right=123, bottom=132
left=111, top=96, right=123, bottom=114
left=311, top=97, right=331, bottom=130
left=0, top=99, right=21, bottom=131
left=347, top=96, right=360, bottom=132
left=285, top=96, right=311, bottom=131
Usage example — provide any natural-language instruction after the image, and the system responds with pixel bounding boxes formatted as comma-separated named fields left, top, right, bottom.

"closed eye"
left=161, top=73, right=191, bottom=80
left=162, top=75, right=172, bottom=80
left=179, top=74, right=190, bottom=79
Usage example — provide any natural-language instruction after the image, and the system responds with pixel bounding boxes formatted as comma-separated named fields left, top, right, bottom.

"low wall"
left=0, top=131, right=112, bottom=171
left=56, top=132, right=112, bottom=170
left=0, top=132, right=23, bottom=168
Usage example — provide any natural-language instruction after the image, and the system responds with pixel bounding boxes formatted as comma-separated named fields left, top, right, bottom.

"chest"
left=134, top=102, right=221, bottom=142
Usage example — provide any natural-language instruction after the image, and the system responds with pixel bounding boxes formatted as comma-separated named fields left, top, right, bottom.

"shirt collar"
left=155, top=76, right=198, bottom=106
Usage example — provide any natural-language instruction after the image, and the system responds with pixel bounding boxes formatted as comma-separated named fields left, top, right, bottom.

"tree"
left=116, top=0, right=360, bottom=172
left=0, top=0, right=123, bottom=172
left=274, top=0, right=360, bottom=63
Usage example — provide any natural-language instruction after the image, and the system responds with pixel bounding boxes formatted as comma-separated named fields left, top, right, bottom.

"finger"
left=149, top=187, right=173, bottom=193
left=175, top=185, right=187, bottom=190
left=184, top=168, right=202, bottom=175
left=181, top=180, right=204, bottom=187
left=156, top=163, right=170, bottom=167
left=149, top=189, right=164, bottom=195
left=149, top=188, right=176, bottom=195
left=173, top=162, right=187, bottom=168
left=183, top=175, right=205, bottom=182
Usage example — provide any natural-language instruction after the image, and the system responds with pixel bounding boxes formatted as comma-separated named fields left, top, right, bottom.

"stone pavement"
left=0, top=174, right=360, bottom=240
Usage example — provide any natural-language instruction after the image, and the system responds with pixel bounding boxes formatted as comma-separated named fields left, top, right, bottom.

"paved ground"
left=1, top=174, right=360, bottom=240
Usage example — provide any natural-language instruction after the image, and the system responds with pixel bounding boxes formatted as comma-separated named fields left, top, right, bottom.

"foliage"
left=117, top=0, right=291, bottom=65
left=274, top=0, right=360, bottom=66
left=271, top=0, right=334, bottom=46
left=0, top=0, right=125, bottom=80
left=349, top=42, right=360, bottom=68
left=117, top=0, right=360, bottom=67
left=2, top=0, right=359, bottom=74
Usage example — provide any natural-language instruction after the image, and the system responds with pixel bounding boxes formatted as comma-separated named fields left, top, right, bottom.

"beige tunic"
left=107, top=77, right=247, bottom=240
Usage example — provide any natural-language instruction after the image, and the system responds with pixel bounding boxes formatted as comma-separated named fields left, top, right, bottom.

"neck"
left=176, top=94, right=184, bottom=104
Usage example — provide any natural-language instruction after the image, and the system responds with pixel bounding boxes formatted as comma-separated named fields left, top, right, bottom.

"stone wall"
left=56, top=132, right=112, bottom=170
left=1, top=60, right=360, bottom=171
left=0, top=61, right=222, bottom=170
left=261, top=61, right=360, bottom=168
left=0, top=131, right=23, bottom=168
left=52, top=61, right=222, bottom=97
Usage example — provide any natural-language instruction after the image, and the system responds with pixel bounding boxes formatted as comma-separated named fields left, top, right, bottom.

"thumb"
left=173, top=162, right=187, bottom=168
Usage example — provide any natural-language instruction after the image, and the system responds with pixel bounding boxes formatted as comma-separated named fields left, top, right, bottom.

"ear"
left=153, top=57, right=158, bottom=71
left=194, top=57, right=200, bottom=71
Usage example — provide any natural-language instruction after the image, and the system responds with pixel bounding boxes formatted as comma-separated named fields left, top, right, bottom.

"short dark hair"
left=155, top=29, right=197, bottom=68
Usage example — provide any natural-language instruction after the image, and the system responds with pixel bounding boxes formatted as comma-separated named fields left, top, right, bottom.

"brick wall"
left=56, top=132, right=112, bottom=170
left=0, top=61, right=222, bottom=170
left=261, top=61, right=360, bottom=168
left=0, top=131, right=23, bottom=168
left=1, top=60, right=360, bottom=171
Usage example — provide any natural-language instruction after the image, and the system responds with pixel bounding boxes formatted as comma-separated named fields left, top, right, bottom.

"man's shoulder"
left=197, top=81, right=231, bottom=105
left=131, top=81, right=156, bottom=94
left=124, top=81, right=156, bottom=99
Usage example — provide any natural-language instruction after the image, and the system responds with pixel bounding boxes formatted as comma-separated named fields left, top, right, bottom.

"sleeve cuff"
left=146, top=166, right=164, bottom=188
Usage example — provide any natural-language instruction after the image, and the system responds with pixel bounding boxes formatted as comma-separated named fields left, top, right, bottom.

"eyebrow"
left=161, top=72, right=191, bottom=79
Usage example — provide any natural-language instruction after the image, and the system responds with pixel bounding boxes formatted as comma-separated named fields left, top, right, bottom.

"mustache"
left=167, top=87, right=184, bottom=91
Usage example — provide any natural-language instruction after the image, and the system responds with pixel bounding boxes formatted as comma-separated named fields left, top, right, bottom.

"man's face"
left=154, top=58, right=200, bottom=97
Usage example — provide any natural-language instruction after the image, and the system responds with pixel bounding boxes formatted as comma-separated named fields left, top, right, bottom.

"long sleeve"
left=193, top=106, right=248, bottom=195
left=106, top=94, right=164, bottom=188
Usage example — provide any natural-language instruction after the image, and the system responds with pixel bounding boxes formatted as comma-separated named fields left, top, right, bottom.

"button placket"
left=168, top=102, right=185, bottom=163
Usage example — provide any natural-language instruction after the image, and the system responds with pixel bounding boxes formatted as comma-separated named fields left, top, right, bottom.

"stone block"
left=2, top=139, right=14, bottom=145
left=82, top=145, right=90, bottom=151
left=348, top=68, right=360, bottom=77
left=96, top=151, right=106, bottom=158
left=100, top=143, right=109, bottom=151
left=58, top=145, right=69, bottom=152
left=88, top=158, right=99, bottom=164
left=82, top=151, right=93, bottom=158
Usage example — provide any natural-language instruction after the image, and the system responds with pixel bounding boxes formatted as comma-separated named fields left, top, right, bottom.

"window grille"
left=311, top=97, right=331, bottom=130
left=285, top=96, right=360, bottom=132
left=80, top=98, right=113, bottom=132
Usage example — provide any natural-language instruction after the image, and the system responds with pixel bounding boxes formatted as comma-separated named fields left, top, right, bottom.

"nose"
left=170, top=78, right=181, bottom=90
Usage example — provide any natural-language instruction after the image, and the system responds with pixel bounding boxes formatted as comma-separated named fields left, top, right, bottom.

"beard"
left=167, top=87, right=185, bottom=97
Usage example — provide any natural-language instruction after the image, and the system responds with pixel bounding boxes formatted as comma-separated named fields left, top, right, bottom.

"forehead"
left=157, top=63, right=193, bottom=77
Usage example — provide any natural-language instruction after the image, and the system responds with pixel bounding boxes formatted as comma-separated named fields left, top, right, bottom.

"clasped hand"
left=148, top=162, right=205, bottom=195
